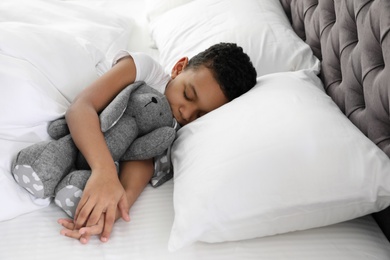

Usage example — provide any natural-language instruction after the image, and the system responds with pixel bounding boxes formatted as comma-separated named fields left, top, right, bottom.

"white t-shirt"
left=112, top=50, right=170, bottom=94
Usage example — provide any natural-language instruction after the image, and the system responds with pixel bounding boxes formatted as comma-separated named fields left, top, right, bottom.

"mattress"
left=1, top=180, right=390, bottom=260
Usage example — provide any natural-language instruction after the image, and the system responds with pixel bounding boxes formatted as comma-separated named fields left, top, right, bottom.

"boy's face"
left=165, top=58, right=228, bottom=126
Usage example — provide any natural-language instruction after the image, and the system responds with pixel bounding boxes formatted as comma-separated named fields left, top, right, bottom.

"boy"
left=58, top=42, right=257, bottom=244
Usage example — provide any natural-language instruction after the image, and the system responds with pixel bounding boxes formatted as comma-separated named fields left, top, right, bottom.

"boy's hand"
left=58, top=217, right=104, bottom=244
left=58, top=195, right=130, bottom=244
left=73, top=169, right=130, bottom=242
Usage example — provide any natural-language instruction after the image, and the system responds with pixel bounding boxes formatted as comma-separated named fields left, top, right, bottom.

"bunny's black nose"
left=144, top=97, right=158, bottom=107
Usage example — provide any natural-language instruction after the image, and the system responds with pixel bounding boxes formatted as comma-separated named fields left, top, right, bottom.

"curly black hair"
left=186, top=42, right=257, bottom=101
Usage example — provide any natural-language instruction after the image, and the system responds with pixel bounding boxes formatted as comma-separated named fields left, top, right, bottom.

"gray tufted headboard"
left=279, top=0, right=390, bottom=241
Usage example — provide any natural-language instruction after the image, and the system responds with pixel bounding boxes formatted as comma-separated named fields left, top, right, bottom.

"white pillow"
left=145, top=0, right=193, bottom=21
left=169, top=70, right=390, bottom=251
left=149, top=0, right=320, bottom=75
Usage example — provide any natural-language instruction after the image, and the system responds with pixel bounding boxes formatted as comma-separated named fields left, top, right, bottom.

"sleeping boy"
left=57, top=42, right=257, bottom=244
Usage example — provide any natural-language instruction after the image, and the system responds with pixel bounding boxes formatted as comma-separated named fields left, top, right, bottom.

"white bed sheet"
left=1, top=180, right=390, bottom=260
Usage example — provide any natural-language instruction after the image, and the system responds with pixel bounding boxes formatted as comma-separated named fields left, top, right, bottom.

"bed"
left=1, top=0, right=390, bottom=259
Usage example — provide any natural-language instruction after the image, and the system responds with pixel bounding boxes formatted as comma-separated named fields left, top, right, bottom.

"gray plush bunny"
left=12, top=81, right=176, bottom=217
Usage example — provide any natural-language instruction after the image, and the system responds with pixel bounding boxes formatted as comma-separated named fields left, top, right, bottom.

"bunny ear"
left=99, top=81, right=144, bottom=132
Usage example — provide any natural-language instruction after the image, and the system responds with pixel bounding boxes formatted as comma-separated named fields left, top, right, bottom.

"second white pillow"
left=149, top=0, right=320, bottom=75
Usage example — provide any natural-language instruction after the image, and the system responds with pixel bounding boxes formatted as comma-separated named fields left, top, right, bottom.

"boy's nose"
left=180, top=104, right=197, bottom=124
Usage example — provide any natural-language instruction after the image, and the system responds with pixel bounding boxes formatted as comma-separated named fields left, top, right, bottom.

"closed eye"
left=183, top=87, right=192, bottom=101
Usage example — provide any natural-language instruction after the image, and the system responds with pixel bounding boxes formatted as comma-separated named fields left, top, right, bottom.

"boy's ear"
left=171, top=57, right=189, bottom=79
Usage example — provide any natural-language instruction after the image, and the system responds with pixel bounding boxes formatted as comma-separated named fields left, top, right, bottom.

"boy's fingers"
left=74, top=202, right=95, bottom=229
left=81, top=214, right=105, bottom=244
left=60, top=228, right=81, bottom=239
left=100, top=206, right=116, bottom=242
left=74, top=195, right=88, bottom=222
left=79, top=233, right=92, bottom=244
left=118, top=198, right=130, bottom=222
left=79, top=221, right=104, bottom=237
left=57, top=218, right=73, bottom=223
left=85, top=204, right=106, bottom=228
left=120, top=208, right=130, bottom=222
left=57, top=219, right=75, bottom=230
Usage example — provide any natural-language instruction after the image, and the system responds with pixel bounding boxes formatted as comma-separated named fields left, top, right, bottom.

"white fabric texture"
left=145, top=0, right=193, bottom=22
left=0, top=0, right=133, bottom=221
left=0, top=24, right=107, bottom=221
left=169, top=70, right=390, bottom=251
left=0, top=0, right=133, bottom=61
left=149, top=0, right=320, bottom=76
left=1, top=180, right=390, bottom=260
left=112, top=51, right=170, bottom=94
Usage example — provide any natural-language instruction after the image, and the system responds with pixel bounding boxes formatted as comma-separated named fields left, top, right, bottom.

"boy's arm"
left=65, top=56, right=137, bottom=241
left=120, top=159, right=154, bottom=207
left=58, top=159, right=154, bottom=244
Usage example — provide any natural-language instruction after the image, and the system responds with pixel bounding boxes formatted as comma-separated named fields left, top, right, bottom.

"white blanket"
left=0, top=0, right=133, bottom=221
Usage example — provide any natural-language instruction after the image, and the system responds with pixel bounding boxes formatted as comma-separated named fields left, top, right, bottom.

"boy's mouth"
left=174, top=111, right=186, bottom=126
left=175, top=115, right=185, bottom=127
